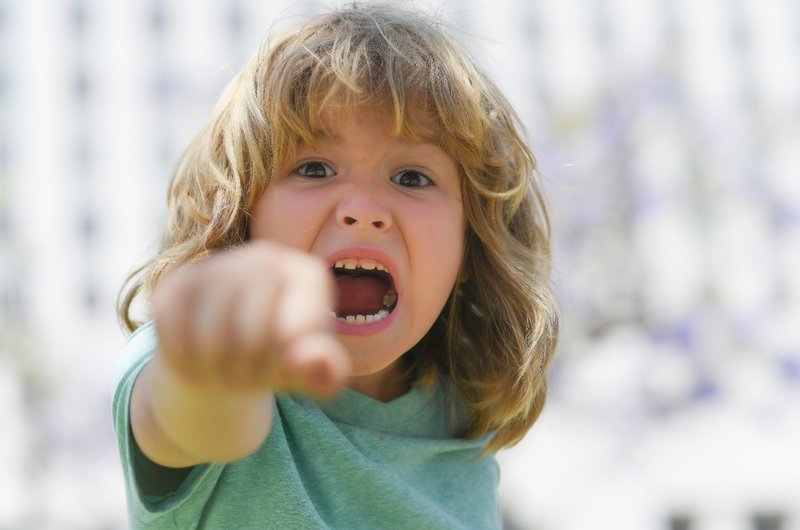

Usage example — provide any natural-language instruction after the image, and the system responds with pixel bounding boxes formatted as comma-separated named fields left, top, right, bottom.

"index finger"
left=273, top=253, right=336, bottom=345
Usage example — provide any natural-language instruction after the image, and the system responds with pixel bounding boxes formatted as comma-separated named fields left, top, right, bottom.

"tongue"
left=334, top=274, right=387, bottom=316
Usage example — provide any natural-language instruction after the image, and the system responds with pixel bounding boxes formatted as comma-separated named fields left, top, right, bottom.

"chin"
left=340, top=330, right=416, bottom=375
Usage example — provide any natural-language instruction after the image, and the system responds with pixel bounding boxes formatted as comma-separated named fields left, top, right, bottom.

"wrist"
left=145, top=353, right=274, bottom=464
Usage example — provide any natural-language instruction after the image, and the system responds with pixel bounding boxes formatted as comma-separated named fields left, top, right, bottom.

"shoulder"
left=113, top=322, right=158, bottom=388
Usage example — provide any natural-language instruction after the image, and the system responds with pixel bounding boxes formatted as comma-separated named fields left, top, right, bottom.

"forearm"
left=131, top=353, right=274, bottom=468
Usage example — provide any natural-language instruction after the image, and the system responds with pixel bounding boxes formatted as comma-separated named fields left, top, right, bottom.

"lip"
left=325, top=246, right=401, bottom=335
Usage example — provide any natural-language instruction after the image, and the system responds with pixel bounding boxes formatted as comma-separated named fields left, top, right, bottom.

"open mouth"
left=331, top=259, right=398, bottom=325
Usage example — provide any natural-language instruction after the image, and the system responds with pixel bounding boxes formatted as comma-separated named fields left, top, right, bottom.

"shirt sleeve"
left=111, top=322, right=226, bottom=529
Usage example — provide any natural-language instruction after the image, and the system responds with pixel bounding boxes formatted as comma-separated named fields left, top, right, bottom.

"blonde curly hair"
left=119, top=3, right=559, bottom=452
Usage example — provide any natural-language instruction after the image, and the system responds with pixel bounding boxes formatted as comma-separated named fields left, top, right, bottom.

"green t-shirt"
left=112, top=322, right=501, bottom=529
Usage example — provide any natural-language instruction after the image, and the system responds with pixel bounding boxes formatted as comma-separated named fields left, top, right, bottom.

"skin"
left=131, top=107, right=465, bottom=468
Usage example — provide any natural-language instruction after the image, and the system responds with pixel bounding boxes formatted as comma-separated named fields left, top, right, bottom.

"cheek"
left=411, top=202, right=465, bottom=293
left=249, top=187, right=324, bottom=248
left=249, top=191, right=282, bottom=241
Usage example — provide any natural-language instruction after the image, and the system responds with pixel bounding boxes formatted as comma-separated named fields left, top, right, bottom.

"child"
left=114, top=3, right=558, bottom=528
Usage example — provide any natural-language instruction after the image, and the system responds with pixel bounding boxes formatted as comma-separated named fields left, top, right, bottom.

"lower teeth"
left=335, top=309, right=391, bottom=325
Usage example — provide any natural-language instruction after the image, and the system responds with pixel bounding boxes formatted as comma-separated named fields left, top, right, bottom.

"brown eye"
left=296, top=161, right=334, bottom=179
left=392, top=170, right=431, bottom=188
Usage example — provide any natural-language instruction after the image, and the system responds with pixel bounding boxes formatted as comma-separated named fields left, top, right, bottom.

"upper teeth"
left=333, top=259, right=387, bottom=272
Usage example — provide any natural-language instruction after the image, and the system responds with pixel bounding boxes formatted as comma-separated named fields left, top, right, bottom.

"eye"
left=391, top=170, right=432, bottom=188
left=295, top=161, right=335, bottom=179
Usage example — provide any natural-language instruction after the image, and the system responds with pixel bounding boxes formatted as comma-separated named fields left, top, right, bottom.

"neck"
left=347, top=362, right=411, bottom=402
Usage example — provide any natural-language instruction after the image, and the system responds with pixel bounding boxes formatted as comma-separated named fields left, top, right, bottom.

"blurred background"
left=1, top=0, right=798, bottom=529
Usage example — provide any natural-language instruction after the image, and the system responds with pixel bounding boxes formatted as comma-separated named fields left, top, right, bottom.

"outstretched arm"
left=130, top=242, right=350, bottom=468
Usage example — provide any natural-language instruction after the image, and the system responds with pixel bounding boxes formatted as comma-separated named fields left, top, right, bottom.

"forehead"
left=308, top=95, right=440, bottom=144
left=302, top=107, right=450, bottom=163
left=293, top=105, right=459, bottom=178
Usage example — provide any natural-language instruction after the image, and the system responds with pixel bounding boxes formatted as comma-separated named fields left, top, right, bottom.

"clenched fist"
left=152, top=241, right=351, bottom=397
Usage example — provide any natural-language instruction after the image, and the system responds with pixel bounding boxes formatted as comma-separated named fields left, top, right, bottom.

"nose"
left=336, top=189, right=392, bottom=233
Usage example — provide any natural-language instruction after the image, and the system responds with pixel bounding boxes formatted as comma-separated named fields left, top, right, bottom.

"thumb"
left=281, top=332, right=351, bottom=397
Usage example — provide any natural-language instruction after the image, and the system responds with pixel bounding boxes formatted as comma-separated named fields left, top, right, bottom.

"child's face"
left=250, top=107, right=465, bottom=394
